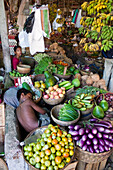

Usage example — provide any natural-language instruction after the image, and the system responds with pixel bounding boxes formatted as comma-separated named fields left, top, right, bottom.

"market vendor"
left=12, top=45, right=22, bottom=70
left=102, top=48, right=113, bottom=92
left=16, top=88, right=50, bottom=132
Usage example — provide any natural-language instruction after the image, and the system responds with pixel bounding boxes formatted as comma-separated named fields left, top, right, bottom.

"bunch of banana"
left=83, top=43, right=89, bottom=51
left=86, top=30, right=99, bottom=41
left=97, top=41, right=102, bottom=47
left=81, top=2, right=88, bottom=11
left=56, top=18, right=65, bottom=24
left=79, top=38, right=87, bottom=44
left=101, top=26, right=113, bottom=40
left=101, top=40, right=113, bottom=52
left=85, top=17, right=94, bottom=26
left=94, top=2, right=107, bottom=12
left=107, top=2, right=113, bottom=12
left=79, top=27, right=87, bottom=35
left=96, top=26, right=101, bottom=33
left=57, top=27, right=62, bottom=33
left=89, top=44, right=99, bottom=51
left=48, top=4, right=57, bottom=23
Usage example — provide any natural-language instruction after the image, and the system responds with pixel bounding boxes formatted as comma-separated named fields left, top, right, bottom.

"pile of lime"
left=9, top=70, right=27, bottom=77
left=23, top=124, right=74, bottom=170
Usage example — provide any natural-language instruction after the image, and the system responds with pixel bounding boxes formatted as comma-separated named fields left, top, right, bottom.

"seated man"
left=16, top=88, right=50, bottom=132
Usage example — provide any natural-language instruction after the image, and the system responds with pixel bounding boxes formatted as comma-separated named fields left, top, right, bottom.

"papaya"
left=92, top=105, right=104, bottom=119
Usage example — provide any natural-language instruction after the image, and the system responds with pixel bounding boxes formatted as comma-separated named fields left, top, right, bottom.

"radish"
left=44, top=95, right=49, bottom=99
left=53, top=85, right=58, bottom=90
left=53, top=91, right=58, bottom=96
left=48, top=86, right=53, bottom=91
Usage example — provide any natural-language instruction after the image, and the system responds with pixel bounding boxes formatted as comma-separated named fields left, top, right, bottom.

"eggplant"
left=96, top=126, right=105, bottom=132
left=86, top=139, right=91, bottom=145
left=92, top=138, right=98, bottom=145
left=104, top=129, right=111, bottom=134
left=88, top=133, right=94, bottom=139
left=68, top=125, right=75, bottom=129
left=69, top=130, right=79, bottom=136
left=74, top=125, right=82, bottom=131
left=79, top=139, right=85, bottom=147
left=73, top=136, right=81, bottom=141
left=103, top=134, right=109, bottom=139
left=104, top=145, right=110, bottom=151
left=82, top=134, right=87, bottom=141
left=89, top=145, right=94, bottom=153
left=94, top=144, right=98, bottom=150
left=82, top=144, right=87, bottom=151
left=109, top=141, right=113, bottom=147
left=94, top=122, right=110, bottom=129
left=92, top=128, right=98, bottom=135
left=86, top=124, right=92, bottom=129
left=79, top=128, right=85, bottom=136
left=109, top=128, right=113, bottom=133
left=104, top=139, right=112, bottom=146
left=86, top=128, right=90, bottom=134
left=99, top=144, right=105, bottom=152
left=108, top=135, right=113, bottom=140
left=97, top=132, right=102, bottom=138
left=99, top=139, right=105, bottom=146
left=90, top=118, right=98, bottom=123
left=95, top=149, right=100, bottom=153
left=99, top=121, right=112, bottom=128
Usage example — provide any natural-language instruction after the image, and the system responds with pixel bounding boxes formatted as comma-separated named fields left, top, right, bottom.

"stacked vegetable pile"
left=9, top=70, right=27, bottom=77
left=68, top=119, right=113, bottom=153
left=58, top=103, right=79, bottom=121
left=23, top=125, right=74, bottom=169
left=68, top=94, right=94, bottom=111
left=43, top=85, right=65, bottom=100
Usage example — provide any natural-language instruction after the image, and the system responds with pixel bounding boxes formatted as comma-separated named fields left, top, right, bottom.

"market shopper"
left=12, top=45, right=22, bottom=70
left=16, top=88, right=50, bottom=132
left=102, top=48, right=113, bottom=92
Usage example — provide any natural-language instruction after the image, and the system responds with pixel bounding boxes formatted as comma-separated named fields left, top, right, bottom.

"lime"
left=49, top=153, right=55, bottom=160
left=56, top=151, right=61, bottom=157
left=36, top=143, right=41, bottom=150
left=35, top=156, right=41, bottom=163
left=47, top=165, right=54, bottom=170
left=50, top=147, right=56, bottom=154
left=45, top=160, right=51, bottom=167
left=24, top=151, right=29, bottom=156
left=41, top=164, right=46, bottom=170
left=54, top=166, right=58, bottom=170
left=52, top=160, right=56, bottom=166
left=35, top=162, right=41, bottom=169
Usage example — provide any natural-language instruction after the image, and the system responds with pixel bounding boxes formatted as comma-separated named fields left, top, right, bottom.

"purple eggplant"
left=93, top=138, right=98, bottom=145
left=96, top=126, right=105, bottom=132
left=87, top=147, right=89, bottom=152
left=92, top=128, right=98, bottom=135
left=86, top=128, right=90, bottom=134
left=99, top=144, right=105, bottom=152
left=68, top=130, right=79, bottom=136
left=104, top=139, right=111, bottom=146
left=99, top=121, right=112, bottom=128
left=89, top=145, right=94, bottom=153
left=68, top=125, right=75, bottom=129
left=108, top=135, right=113, bottom=140
left=79, top=139, right=85, bottom=147
left=99, top=139, right=105, bottom=146
left=104, top=145, right=110, bottom=151
left=94, top=122, right=110, bottom=129
left=109, top=141, right=113, bottom=147
left=104, top=129, right=111, bottom=134
left=86, top=124, right=92, bottom=129
left=90, top=118, right=98, bottom=123
left=109, top=128, right=113, bottom=133
left=82, top=134, right=87, bottom=141
left=79, top=128, right=85, bottom=136
left=73, top=136, right=81, bottom=141
left=103, top=134, right=109, bottom=139
left=88, top=133, right=94, bottom=139
left=94, top=144, right=98, bottom=150
left=97, top=132, right=102, bottom=138
left=95, top=149, right=100, bottom=153
left=74, top=125, right=82, bottom=131
left=82, top=144, right=87, bottom=151
left=86, top=139, right=92, bottom=145
left=76, top=140, right=80, bottom=146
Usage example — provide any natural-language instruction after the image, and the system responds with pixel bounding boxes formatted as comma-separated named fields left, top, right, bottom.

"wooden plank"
left=99, top=159, right=107, bottom=170
left=0, top=0, right=11, bottom=72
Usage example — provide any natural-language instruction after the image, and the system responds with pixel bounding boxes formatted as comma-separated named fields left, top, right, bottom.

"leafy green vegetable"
left=34, top=53, right=49, bottom=63
left=75, top=86, right=108, bottom=96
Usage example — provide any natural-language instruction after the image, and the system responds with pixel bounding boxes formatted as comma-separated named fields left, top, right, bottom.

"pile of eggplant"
left=68, top=119, right=113, bottom=153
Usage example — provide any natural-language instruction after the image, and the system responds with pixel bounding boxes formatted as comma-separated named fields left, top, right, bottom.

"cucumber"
left=65, top=85, right=74, bottom=90
left=62, top=82, right=71, bottom=88
left=58, top=116, right=73, bottom=121
left=59, top=81, right=70, bottom=87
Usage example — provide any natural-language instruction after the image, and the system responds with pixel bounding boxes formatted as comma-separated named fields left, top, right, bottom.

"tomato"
left=59, top=141, right=65, bottom=147
left=66, top=157, right=71, bottom=163
left=65, top=148, right=70, bottom=152
left=44, top=129, right=51, bottom=134
left=52, top=139, right=58, bottom=145
left=52, top=132, right=57, bottom=136
left=56, top=137, right=61, bottom=142
left=57, top=130, right=62, bottom=137
left=40, top=151, right=45, bottom=158
left=28, top=152, right=33, bottom=157
left=50, top=126, right=56, bottom=131
left=69, top=150, right=74, bottom=156
left=45, top=149, right=51, bottom=156
left=62, top=137, right=68, bottom=143
left=41, top=158, right=45, bottom=164
left=69, top=146, right=74, bottom=150
left=63, top=152, right=69, bottom=158
left=47, top=138, right=52, bottom=143
left=50, top=147, right=56, bottom=153
left=61, top=148, right=65, bottom=153
left=52, top=160, right=56, bottom=166
left=55, top=156, right=62, bottom=164
left=55, top=144, right=61, bottom=150
left=68, top=138, right=73, bottom=142
left=56, top=151, right=61, bottom=156
left=45, top=155, right=49, bottom=160
left=54, top=166, right=58, bottom=170
left=41, top=164, right=46, bottom=170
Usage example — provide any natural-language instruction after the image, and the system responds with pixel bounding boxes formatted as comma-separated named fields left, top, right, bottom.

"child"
left=12, top=46, right=22, bottom=70
left=16, top=88, right=50, bottom=132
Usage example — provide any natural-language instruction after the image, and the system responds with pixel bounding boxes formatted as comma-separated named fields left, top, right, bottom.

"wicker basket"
left=51, top=104, right=80, bottom=126
left=54, top=73, right=71, bottom=80
left=80, top=107, right=94, bottom=120
left=22, top=126, right=76, bottom=170
left=17, top=64, right=31, bottom=74
left=75, top=146, right=112, bottom=164
left=43, top=95, right=65, bottom=105
left=80, top=70, right=90, bottom=76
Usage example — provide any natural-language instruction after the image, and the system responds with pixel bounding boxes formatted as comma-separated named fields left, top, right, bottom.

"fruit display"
left=9, top=70, right=27, bottom=77
left=34, top=81, right=46, bottom=92
left=23, top=125, right=74, bottom=169
left=79, top=0, right=113, bottom=52
left=58, top=103, right=79, bottom=121
left=43, top=85, right=65, bottom=100
left=59, top=81, right=74, bottom=90
left=68, top=94, right=95, bottom=111
left=68, top=119, right=113, bottom=153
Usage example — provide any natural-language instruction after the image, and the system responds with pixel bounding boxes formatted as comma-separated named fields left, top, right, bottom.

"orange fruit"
left=63, top=152, right=69, bottom=158
left=52, top=139, right=58, bottom=145
left=57, top=130, right=62, bottom=137
left=62, top=137, right=68, bottom=143
left=55, top=144, right=61, bottom=150
left=55, top=156, right=62, bottom=164
left=45, top=149, right=51, bottom=156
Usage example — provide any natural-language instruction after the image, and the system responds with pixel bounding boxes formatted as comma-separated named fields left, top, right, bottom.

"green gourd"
left=92, top=105, right=104, bottom=119
left=99, top=95, right=108, bottom=112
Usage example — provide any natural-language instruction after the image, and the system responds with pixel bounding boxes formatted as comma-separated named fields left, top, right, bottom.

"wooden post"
left=0, top=0, right=11, bottom=72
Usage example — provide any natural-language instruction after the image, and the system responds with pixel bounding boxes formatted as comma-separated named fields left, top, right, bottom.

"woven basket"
left=17, top=64, right=31, bottom=74
left=75, top=146, right=112, bottom=163
left=43, top=95, right=65, bottom=105
left=80, top=106, right=94, bottom=120
left=22, top=126, right=76, bottom=170
left=54, top=73, right=71, bottom=80
left=80, top=70, right=90, bottom=76
left=51, top=104, right=80, bottom=126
